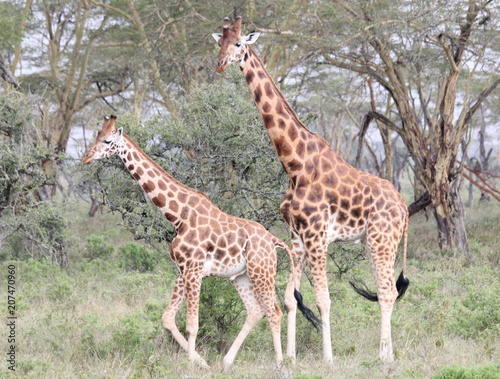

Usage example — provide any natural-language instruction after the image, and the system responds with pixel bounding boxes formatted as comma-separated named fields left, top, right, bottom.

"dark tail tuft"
left=294, top=289, right=322, bottom=332
left=395, top=271, right=410, bottom=301
left=349, top=279, right=378, bottom=302
left=350, top=270, right=410, bottom=302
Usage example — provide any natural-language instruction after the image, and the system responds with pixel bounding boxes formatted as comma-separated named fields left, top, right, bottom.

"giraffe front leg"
left=184, top=271, right=208, bottom=368
left=284, top=237, right=305, bottom=360
left=308, top=245, right=333, bottom=365
left=162, top=276, right=188, bottom=350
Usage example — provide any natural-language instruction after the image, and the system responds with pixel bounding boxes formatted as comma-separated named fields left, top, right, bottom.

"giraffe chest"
left=280, top=194, right=368, bottom=243
left=325, top=214, right=367, bottom=244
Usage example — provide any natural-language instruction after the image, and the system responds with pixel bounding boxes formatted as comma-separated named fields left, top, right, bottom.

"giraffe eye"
left=103, top=140, right=112, bottom=145
left=235, top=42, right=242, bottom=48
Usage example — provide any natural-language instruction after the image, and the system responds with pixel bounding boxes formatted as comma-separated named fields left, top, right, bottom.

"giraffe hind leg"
left=223, top=273, right=266, bottom=371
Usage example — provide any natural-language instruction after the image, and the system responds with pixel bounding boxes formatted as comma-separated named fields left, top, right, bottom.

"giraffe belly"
left=326, top=215, right=366, bottom=244
left=203, top=252, right=247, bottom=280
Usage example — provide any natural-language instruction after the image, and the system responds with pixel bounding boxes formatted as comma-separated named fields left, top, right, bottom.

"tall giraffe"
left=213, top=17, right=410, bottom=364
left=82, top=115, right=317, bottom=370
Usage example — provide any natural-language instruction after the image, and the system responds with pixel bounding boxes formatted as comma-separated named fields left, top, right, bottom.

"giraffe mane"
left=123, top=133, right=213, bottom=203
left=247, top=46, right=317, bottom=139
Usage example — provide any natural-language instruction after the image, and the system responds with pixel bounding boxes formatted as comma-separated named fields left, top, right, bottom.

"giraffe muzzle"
left=82, top=155, right=94, bottom=165
left=216, top=65, right=227, bottom=73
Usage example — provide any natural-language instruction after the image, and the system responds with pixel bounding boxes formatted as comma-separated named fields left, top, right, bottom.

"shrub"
left=0, top=91, right=66, bottom=265
left=108, top=314, right=158, bottom=355
left=118, top=242, right=159, bottom=272
left=450, top=287, right=500, bottom=339
left=197, top=277, right=245, bottom=353
left=433, top=363, right=500, bottom=379
left=47, top=276, right=74, bottom=301
left=84, top=236, right=114, bottom=260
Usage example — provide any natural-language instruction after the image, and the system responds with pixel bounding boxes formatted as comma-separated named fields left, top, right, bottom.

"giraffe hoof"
left=199, top=359, right=210, bottom=369
left=222, top=357, right=234, bottom=372
left=189, top=354, right=209, bottom=368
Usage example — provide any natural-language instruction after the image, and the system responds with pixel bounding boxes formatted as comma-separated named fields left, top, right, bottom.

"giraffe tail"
left=349, top=271, right=410, bottom=302
left=274, top=239, right=322, bottom=332
left=350, top=211, right=410, bottom=302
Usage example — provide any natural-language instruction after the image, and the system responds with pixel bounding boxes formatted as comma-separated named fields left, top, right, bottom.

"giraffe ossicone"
left=82, top=115, right=319, bottom=370
left=214, top=16, right=410, bottom=365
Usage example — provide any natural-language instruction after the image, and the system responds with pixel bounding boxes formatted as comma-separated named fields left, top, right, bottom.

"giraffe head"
left=212, top=16, right=260, bottom=73
left=82, top=115, right=124, bottom=165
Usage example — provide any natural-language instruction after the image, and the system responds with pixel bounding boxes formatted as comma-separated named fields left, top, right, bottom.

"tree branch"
left=461, top=172, right=500, bottom=202
left=462, top=78, right=500, bottom=127
left=0, top=53, right=20, bottom=90
left=408, top=192, right=432, bottom=216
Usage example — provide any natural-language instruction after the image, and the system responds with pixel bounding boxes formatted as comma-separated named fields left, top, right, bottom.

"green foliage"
left=109, top=314, right=156, bottom=354
left=0, top=2, right=24, bottom=51
left=118, top=242, right=159, bottom=272
left=153, top=74, right=287, bottom=227
left=47, top=275, right=74, bottom=301
left=84, top=236, right=114, bottom=260
left=2, top=202, right=68, bottom=265
left=450, top=286, right=500, bottom=339
left=197, top=277, right=245, bottom=353
left=0, top=90, right=67, bottom=265
left=0, top=91, right=50, bottom=216
left=433, top=363, right=500, bottom=379
left=78, top=78, right=287, bottom=244
left=15, top=359, right=51, bottom=377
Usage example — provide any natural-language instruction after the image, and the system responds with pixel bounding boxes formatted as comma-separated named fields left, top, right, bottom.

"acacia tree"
left=12, top=0, right=132, bottom=199
left=304, top=0, right=500, bottom=251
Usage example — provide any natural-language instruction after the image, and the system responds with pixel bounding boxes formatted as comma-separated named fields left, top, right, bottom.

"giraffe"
left=82, top=115, right=318, bottom=371
left=213, top=16, right=410, bottom=364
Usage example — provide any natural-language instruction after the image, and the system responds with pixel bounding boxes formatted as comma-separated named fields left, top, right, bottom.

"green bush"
left=197, top=277, right=245, bottom=353
left=0, top=91, right=66, bottom=265
left=84, top=236, right=114, bottom=260
left=118, top=242, right=159, bottom=272
left=451, top=287, right=500, bottom=339
left=47, top=276, right=74, bottom=301
left=433, top=363, right=500, bottom=379
left=108, top=314, right=158, bottom=355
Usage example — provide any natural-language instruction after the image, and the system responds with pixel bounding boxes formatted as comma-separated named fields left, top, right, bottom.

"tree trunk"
left=432, top=205, right=454, bottom=251
left=451, top=177, right=469, bottom=255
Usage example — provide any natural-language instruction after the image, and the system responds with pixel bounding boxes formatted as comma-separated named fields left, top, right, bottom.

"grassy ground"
left=1, top=200, right=499, bottom=378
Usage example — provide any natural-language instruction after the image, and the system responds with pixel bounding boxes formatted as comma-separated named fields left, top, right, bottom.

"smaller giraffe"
left=82, top=116, right=317, bottom=370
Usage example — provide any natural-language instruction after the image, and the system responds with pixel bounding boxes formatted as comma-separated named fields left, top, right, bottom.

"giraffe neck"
left=240, top=47, right=333, bottom=174
left=118, top=133, right=213, bottom=228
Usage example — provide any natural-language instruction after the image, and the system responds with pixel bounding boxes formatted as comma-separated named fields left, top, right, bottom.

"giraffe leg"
left=284, top=235, right=306, bottom=360
left=374, top=260, right=398, bottom=363
left=162, top=276, right=187, bottom=349
left=223, top=273, right=266, bottom=371
left=364, top=232, right=399, bottom=363
left=248, top=257, right=284, bottom=369
left=254, top=274, right=283, bottom=368
left=308, top=243, right=333, bottom=365
left=183, top=270, right=208, bottom=367
left=162, top=275, right=208, bottom=367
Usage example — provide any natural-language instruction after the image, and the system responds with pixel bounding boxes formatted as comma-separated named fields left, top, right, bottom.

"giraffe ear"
left=212, top=33, right=222, bottom=43
left=116, top=127, right=124, bottom=142
left=244, top=32, right=260, bottom=44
